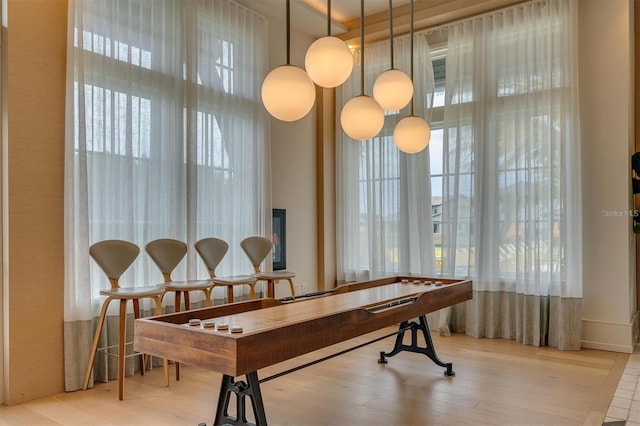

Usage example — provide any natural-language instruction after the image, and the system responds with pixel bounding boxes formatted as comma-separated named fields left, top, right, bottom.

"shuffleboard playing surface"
left=134, top=276, right=472, bottom=377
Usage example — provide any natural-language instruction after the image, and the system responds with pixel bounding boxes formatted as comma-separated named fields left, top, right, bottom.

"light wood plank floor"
left=0, top=327, right=628, bottom=426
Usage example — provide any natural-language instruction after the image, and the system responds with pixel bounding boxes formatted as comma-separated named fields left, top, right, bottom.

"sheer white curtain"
left=336, top=34, right=436, bottom=282
left=64, top=0, right=270, bottom=390
left=440, top=0, right=582, bottom=349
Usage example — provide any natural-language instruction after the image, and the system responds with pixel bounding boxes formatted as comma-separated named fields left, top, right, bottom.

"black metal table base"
left=213, top=372, right=267, bottom=426
left=207, top=314, right=454, bottom=426
left=377, top=315, right=455, bottom=377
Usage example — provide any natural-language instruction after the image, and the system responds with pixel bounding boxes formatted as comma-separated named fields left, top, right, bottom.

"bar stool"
left=145, top=238, right=215, bottom=381
left=83, top=239, right=168, bottom=400
left=145, top=238, right=214, bottom=310
left=240, top=236, right=295, bottom=299
left=195, top=237, right=258, bottom=303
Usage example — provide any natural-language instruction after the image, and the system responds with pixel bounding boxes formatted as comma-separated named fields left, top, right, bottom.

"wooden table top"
left=134, top=276, right=472, bottom=376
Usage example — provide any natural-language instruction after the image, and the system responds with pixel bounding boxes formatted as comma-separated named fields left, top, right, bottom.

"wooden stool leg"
left=118, top=299, right=127, bottom=401
left=203, top=288, right=213, bottom=307
left=248, top=283, right=256, bottom=300
left=152, top=295, right=169, bottom=387
left=174, top=292, right=182, bottom=382
left=267, top=280, right=275, bottom=298
left=184, top=292, right=190, bottom=310
left=132, top=299, right=145, bottom=375
left=227, top=286, right=234, bottom=303
left=174, top=291, right=182, bottom=312
left=83, top=297, right=112, bottom=390
left=287, top=279, right=296, bottom=299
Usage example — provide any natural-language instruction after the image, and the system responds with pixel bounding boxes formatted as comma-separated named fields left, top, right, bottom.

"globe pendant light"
left=262, top=0, right=316, bottom=122
left=340, top=0, right=384, bottom=141
left=305, top=0, right=354, bottom=88
left=393, top=0, right=430, bottom=153
left=394, top=115, right=431, bottom=153
left=373, top=0, right=413, bottom=111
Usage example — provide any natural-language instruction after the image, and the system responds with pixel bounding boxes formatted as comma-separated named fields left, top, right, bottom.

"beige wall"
left=316, top=87, right=337, bottom=291
left=579, top=0, right=637, bottom=352
left=3, top=0, right=67, bottom=404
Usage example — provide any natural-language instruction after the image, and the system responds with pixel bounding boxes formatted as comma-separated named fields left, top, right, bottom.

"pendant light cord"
left=327, top=0, right=331, bottom=36
left=388, top=0, right=394, bottom=69
left=410, top=0, right=415, bottom=115
left=360, top=0, right=365, bottom=96
left=286, top=0, right=291, bottom=65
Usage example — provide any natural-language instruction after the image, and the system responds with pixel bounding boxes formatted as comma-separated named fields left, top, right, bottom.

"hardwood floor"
left=0, top=327, right=628, bottom=425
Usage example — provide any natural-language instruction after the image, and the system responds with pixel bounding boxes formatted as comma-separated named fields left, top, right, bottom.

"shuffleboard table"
left=134, top=276, right=472, bottom=426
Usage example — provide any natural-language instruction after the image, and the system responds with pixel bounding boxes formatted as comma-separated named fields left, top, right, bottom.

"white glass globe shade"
left=340, top=95, right=385, bottom=141
left=393, top=115, right=431, bottom=154
left=305, top=36, right=354, bottom=88
left=373, top=69, right=413, bottom=111
left=261, top=65, right=316, bottom=122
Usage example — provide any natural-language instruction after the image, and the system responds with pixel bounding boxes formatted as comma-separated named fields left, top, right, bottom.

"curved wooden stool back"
left=195, top=237, right=229, bottom=275
left=145, top=238, right=187, bottom=282
left=240, top=236, right=295, bottom=299
left=196, top=237, right=258, bottom=302
left=145, top=238, right=214, bottom=309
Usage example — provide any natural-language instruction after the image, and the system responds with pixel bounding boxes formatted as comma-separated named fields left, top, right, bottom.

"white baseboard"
left=581, top=312, right=638, bottom=353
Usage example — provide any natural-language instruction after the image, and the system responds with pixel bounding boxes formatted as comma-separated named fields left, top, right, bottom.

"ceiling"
left=237, top=0, right=528, bottom=43
left=299, top=0, right=409, bottom=23
left=236, top=0, right=409, bottom=38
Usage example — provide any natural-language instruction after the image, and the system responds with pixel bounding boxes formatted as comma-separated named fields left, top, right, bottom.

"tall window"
left=337, top=0, right=581, bottom=349
left=64, top=0, right=269, bottom=339
left=435, top=0, right=581, bottom=349
left=337, top=35, right=436, bottom=281
left=428, top=55, right=446, bottom=272
left=437, top=1, right=579, bottom=294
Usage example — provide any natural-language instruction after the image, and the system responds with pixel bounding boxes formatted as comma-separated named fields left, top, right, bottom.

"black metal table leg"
left=212, top=372, right=267, bottom=426
left=378, top=315, right=455, bottom=376
left=205, top=315, right=453, bottom=425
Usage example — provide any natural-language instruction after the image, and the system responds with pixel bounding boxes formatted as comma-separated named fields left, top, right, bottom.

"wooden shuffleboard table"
left=135, top=276, right=472, bottom=426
